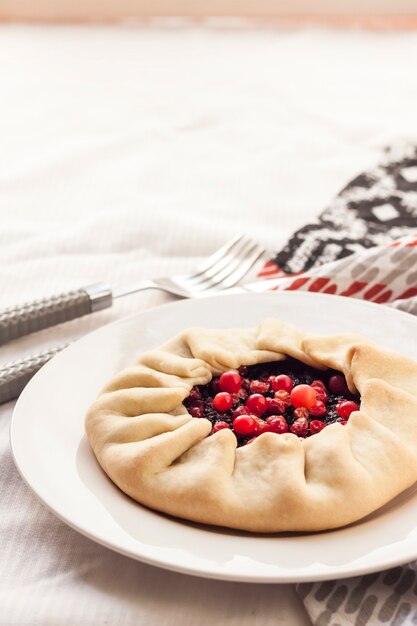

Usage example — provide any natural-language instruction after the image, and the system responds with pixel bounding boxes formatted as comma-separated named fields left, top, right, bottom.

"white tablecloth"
left=1, top=23, right=417, bottom=626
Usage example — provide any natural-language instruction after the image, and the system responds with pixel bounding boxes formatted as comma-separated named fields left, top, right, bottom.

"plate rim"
left=10, top=291, right=417, bottom=583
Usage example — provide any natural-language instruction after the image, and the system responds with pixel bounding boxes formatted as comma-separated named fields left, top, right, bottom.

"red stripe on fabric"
left=285, top=277, right=310, bottom=291
left=257, top=260, right=278, bottom=272
left=324, top=284, right=338, bottom=294
left=257, top=261, right=284, bottom=278
left=390, top=241, right=402, bottom=247
left=340, top=281, right=367, bottom=297
left=308, top=278, right=331, bottom=292
left=406, top=240, right=417, bottom=247
left=374, top=290, right=393, bottom=303
left=258, top=269, right=283, bottom=277
left=363, top=284, right=385, bottom=300
left=276, top=270, right=305, bottom=278
left=397, top=287, right=417, bottom=299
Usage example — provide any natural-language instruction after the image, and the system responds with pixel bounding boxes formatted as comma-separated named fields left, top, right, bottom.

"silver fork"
left=112, top=234, right=265, bottom=300
left=0, top=233, right=264, bottom=347
left=0, top=234, right=265, bottom=403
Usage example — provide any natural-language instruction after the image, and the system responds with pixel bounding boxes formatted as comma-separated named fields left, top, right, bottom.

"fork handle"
left=0, top=283, right=112, bottom=346
left=0, top=345, right=66, bottom=403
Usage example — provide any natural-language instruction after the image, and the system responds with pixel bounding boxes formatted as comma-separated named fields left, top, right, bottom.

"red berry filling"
left=269, top=374, right=294, bottom=393
left=268, top=397, right=286, bottom=414
left=266, top=415, right=289, bottom=434
left=337, top=400, right=359, bottom=418
left=293, top=407, right=309, bottom=420
left=233, top=415, right=258, bottom=436
left=309, top=400, right=327, bottom=417
left=183, top=359, right=360, bottom=446
left=310, top=419, right=326, bottom=434
left=232, top=405, right=250, bottom=419
left=212, top=392, right=233, bottom=412
left=290, top=384, right=317, bottom=409
left=246, top=393, right=268, bottom=416
left=328, top=374, right=348, bottom=394
left=219, top=371, right=242, bottom=393
left=274, top=390, right=291, bottom=406
left=290, top=417, right=308, bottom=436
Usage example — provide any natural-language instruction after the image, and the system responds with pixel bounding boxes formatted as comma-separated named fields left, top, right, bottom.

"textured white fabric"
left=2, top=23, right=417, bottom=626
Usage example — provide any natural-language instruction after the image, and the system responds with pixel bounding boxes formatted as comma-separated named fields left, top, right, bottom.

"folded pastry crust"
left=85, top=318, right=417, bottom=532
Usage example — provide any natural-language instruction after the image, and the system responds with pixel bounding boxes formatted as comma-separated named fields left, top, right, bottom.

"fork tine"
left=193, top=240, right=258, bottom=287
left=190, top=242, right=265, bottom=291
left=192, top=233, right=246, bottom=277
left=187, top=235, right=256, bottom=286
left=112, top=234, right=258, bottom=300
left=213, top=244, right=266, bottom=288
left=199, top=243, right=264, bottom=289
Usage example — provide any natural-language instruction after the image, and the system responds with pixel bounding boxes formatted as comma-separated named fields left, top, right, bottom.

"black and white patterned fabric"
left=273, top=144, right=417, bottom=275
left=298, top=564, right=417, bottom=626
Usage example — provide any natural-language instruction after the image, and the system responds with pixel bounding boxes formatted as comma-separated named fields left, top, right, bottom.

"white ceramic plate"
left=10, top=292, right=417, bottom=583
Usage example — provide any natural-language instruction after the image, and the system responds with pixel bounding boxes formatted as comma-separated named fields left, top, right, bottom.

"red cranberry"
left=246, top=393, right=268, bottom=416
left=290, top=417, right=308, bottom=436
left=311, top=380, right=328, bottom=402
left=267, top=397, right=286, bottom=414
left=189, top=406, right=204, bottom=418
left=231, top=390, right=247, bottom=405
left=340, top=420, right=347, bottom=426
left=266, top=416, right=288, bottom=434
left=270, top=374, right=294, bottom=393
left=233, top=415, right=258, bottom=436
left=219, top=371, right=242, bottom=393
left=232, top=405, right=250, bottom=419
left=238, top=366, right=248, bottom=376
left=337, top=401, right=359, bottom=419
left=188, top=388, right=201, bottom=403
left=294, top=407, right=309, bottom=420
left=309, top=401, right=326, bottom=417
left=274, top=390, right=291, bottom=407
left=241, top=378, right=251, bottom=390
left=213, top=392, right=233, bottom=412
left=328, top=374, right=348, bottom=394
left=315, top=390, right=328, bottom=404
left=253, top=416, right=269, bottom=433
left=212, top=421, right=230, bottom=432
left=310, top=420, right=326, bottom=434
left=249, top=380, right=270, bottom=394
left=290, top=384, right=317, bottom=409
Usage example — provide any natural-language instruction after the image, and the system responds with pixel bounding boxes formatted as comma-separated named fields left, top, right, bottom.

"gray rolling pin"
left=0, top=283, right=112, bottom=346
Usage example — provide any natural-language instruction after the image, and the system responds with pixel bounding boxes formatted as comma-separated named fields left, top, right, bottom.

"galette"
left=85, top=318, right=417, bottom=532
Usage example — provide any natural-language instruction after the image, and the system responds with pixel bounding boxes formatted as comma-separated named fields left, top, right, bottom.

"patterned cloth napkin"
left=256, top=144, right=417, bottom=626
left=257, top=144, right=417, bottom=315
